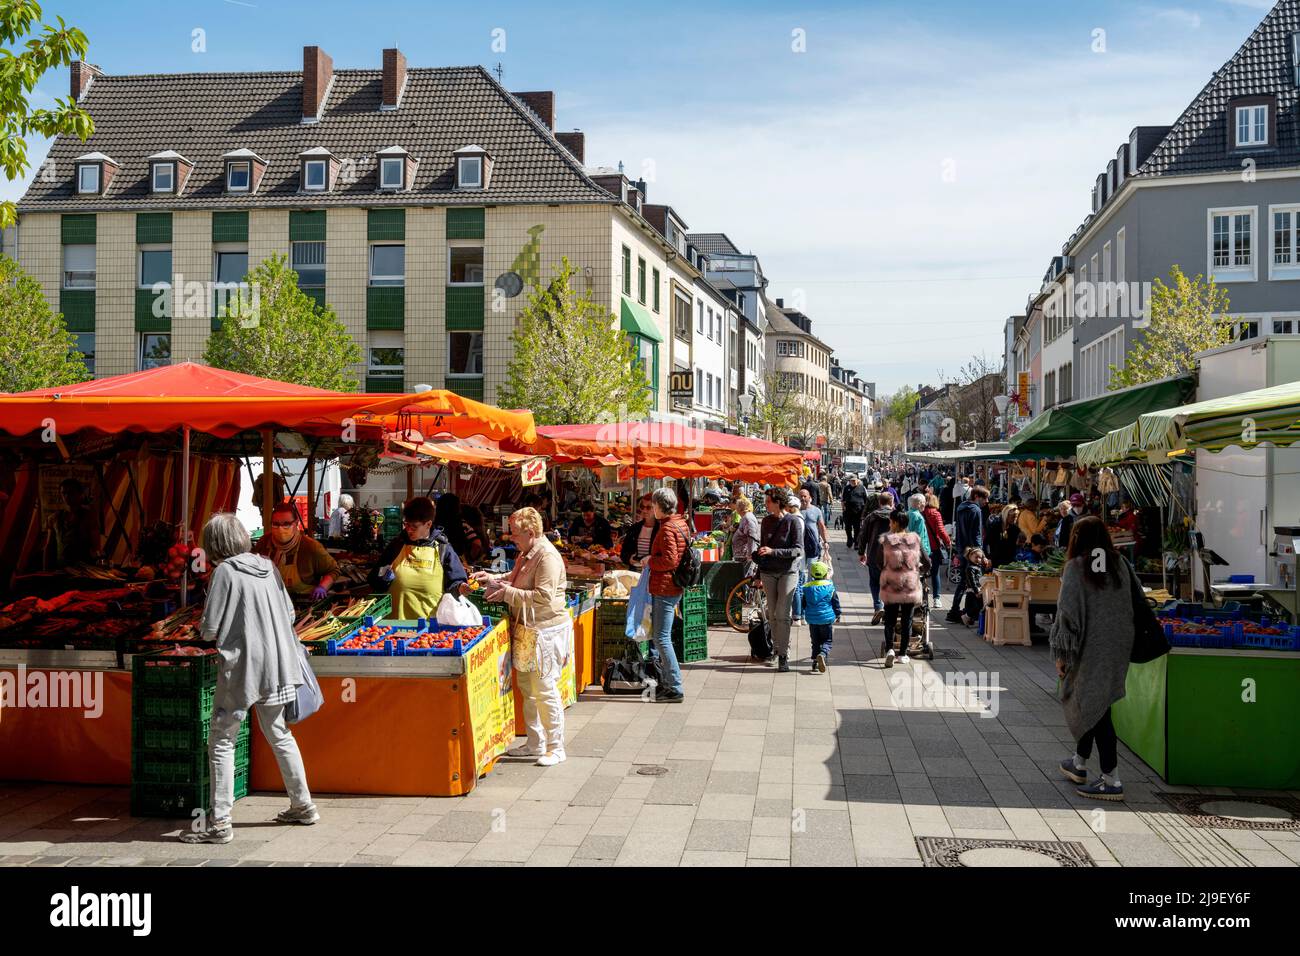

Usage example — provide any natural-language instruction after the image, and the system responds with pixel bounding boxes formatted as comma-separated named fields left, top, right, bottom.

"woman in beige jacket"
left=471, top=507, right=571, bottom=766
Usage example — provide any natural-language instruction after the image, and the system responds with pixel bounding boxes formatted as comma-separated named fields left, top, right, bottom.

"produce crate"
left=132, top=649, right=220, bottom=692
left=993, top=569, right=1029, bottom=593
left=327, top=618, right=402, bottom=656
left=672, top=619, right=709, bottom=663
left=465, top=590, right=508, bottom=622
left=134, top=727, right=249, bottom=785
left=131, top=767, right=248, bottom=818
left=681, top=585, right=707, bottom=617
left=335, top=592, right=392, bottom=624
left=1236, top=625, right=1300, bottom=652
left=137, top=684, right=217, bottom=722
left=396, top=617, right=493, bottom=656
left=1026, top=574, right=1061, bottom=602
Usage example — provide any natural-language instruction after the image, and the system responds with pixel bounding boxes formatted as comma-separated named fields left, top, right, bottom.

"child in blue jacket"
left=802, top=560, right=841, bottom=673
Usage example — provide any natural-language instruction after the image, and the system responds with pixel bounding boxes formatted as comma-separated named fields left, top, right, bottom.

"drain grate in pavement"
left=929, top=647, right=965, bottom=660
left=917, top=837, right=1095, bottom=867
left=1155, top=792, right=1300, bottom=830
left=635, top=765, right=669, bottom=777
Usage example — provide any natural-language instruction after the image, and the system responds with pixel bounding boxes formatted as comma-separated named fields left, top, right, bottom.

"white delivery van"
left=843, top=455, right=870, bottom=477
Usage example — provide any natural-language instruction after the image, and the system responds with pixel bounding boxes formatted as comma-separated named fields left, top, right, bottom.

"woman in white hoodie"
left=181, top=513, right=316, bottom=844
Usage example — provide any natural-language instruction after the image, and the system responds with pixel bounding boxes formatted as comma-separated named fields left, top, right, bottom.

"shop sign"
left=38, top=463, right=97, bottom=516
left=466, top=619, right=516, bottom=777
left=669, top=370, right=693, bottom=398
left=521, top=457, right=547, bottom=486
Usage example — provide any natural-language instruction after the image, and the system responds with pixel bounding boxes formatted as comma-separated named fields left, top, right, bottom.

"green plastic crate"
left=672, top=630, right=709, bottom=664
left=132, top=649, right=219, bottom=692
left=465, top=590, right=508, bottom=622
left=336, top=592, right=393, bottom=624
left=131, top=767, right=248, bottom=819
left=133, top=731, right=249, bottom=785
left=681, top=585, right=707, bottom=615
left=138, top=685, right=217, bottom=722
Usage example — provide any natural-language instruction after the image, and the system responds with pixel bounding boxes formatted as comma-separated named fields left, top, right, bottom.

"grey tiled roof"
left=19, top=66, right=615, bottom=210
left=1138, top=0, right=1300, bottom=177
left=687, top=233, right=742, bottom=257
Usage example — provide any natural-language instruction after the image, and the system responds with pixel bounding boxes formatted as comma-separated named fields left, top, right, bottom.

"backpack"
left=671, top=525, right=703, bottom=589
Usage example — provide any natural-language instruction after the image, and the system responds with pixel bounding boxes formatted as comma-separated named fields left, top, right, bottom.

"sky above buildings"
left=3, top=0, right=1280, bottom=398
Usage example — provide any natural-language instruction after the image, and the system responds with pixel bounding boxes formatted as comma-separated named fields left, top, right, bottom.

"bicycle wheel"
left=725, top=578, right=765, bottom=632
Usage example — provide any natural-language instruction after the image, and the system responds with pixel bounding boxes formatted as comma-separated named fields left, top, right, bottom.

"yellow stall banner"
left=467, top=620, right=516, bottom=778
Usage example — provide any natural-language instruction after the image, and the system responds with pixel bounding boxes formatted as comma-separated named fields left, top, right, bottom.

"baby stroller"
left=878, top=577, right=935, bottom=661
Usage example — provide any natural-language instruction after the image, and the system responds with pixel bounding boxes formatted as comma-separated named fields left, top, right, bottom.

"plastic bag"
left=285, top=643, right=324, bottom=725
left=436, top=592, right=483, bottom=627
left=625, top=566, right=653, bottom=641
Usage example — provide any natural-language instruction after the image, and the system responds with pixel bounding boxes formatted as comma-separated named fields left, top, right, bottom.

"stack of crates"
left=465, top=589, right=508, bottom=623
left=673, top=585, right=709, bottom=662
left=595, top=595, right=649, bottom=663
left=381, top=505, right=403, bottom=541
left=131, top=649, right=249, bottom=817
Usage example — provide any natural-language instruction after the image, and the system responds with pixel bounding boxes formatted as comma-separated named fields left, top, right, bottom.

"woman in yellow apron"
left=369, top=496, right=468, bottom=619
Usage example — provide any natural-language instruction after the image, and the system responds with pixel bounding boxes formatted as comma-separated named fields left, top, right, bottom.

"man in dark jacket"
left=948, top=486, right=987, bottom=622
left=756, top=488, right=803, bottom=672
left=856, top=493, right=894, bottom=624
left=841, top=476, right=869, bottom=550
left=939, top=477, right=955, bottom=524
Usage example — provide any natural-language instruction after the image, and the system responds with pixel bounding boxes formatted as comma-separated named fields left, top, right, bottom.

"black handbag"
left=1126, top=559, right=1169, bottom=664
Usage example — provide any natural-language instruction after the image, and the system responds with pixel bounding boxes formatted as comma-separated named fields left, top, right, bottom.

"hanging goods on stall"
left=1098, top=468, right=1120, bottom=494
left=1052, top=465, right=1070, bottom=487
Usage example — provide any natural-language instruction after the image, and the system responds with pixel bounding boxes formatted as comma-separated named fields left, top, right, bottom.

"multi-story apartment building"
left=688, top=233, right=767, bottom=409
left=764, top=297, right=834, bottom=446
left=906, top=385, right=947, bottom=451
left=17, top=47, right=700, bottom=411
left=1059, top=0, right=1300, bottom=399
left=829, top=357, right=872, bottom=456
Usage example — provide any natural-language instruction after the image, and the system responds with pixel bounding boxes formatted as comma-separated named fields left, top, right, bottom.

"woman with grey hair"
left=180, top=513, right=316, bottom=844
left=644, top=486, right=692, bottom=701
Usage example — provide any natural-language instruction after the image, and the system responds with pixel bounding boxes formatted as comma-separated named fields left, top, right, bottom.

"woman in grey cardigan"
left=1049, top=516, right=1133, bottom=801
left=181, top=513, right=317, bottom=844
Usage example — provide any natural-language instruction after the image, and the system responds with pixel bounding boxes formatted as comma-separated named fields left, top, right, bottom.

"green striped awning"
left=619, top=297, right=663, bottom=343
left=1077, top=379, right=1300, bottom=466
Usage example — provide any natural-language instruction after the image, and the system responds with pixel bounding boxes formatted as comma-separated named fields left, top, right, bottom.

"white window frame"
left=1268, top=204, right=1300, bottom=280
left=303, top=160, right=327, bottom=192
left=76, top=163, right=100, bottom=195
left=226, top=161, right=251, bottom=192
left=1235, top=105, right=1269, bottom=148
left=138, top=245, right=173, bottom=289
left=457, top=156, right=483, bottom=189
left=1207, top=206, right=1257, bottom=282
left=1128, top=130, right=1139, bottom=175
left=1116, top=228, right=1126, bottom=286
left=368, top=330, right=405, bottom=377
left=213, top=246, right=250, bottom=287
left=291, top=240, right=326, bottom=288
left=379, top=156, right=404, bottom=190
left=151, top=162, right=175, bottom=194
left=447, top=242, right=485, bottom=286
left=368, top=243, right=405, bottom=287
left=62, top=244, right=96, bottom=289
left=696, top=300, right=704, bottom=334
left=447, top=331, right=484, bottom=377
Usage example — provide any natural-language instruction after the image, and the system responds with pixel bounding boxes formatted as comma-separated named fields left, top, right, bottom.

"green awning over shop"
left=1077, top=379, right=1300, bottom=465
left=1008, top=374, right=1196, bottom=459
left=620, top=297, right=663, bottom=343
left=904, top=443, right=1032, bottom=463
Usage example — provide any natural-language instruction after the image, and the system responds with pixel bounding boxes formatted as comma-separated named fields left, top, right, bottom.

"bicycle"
left=725, top=569, right=768, bottom=632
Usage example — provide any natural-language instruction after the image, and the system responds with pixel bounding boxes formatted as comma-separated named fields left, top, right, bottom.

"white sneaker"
left=884, top=650, right=895, bottom=668
left=536, top=751, right=566, bottom=767
left=898, top=654, right=911, bottom=664
left=509, top=745, right=544, bottom=758
left=932, top=597, right=943, bottom=609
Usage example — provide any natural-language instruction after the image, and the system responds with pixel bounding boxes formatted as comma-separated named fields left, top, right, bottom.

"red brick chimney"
left=556, top=131, right=585, bottom=164
left=302, top=46, right=333, bottom=122
left=382, top=48, right=406, bottom=109
left=70, top=61, right=102, bottom=102
left=513, top=91, right=554, bottom=129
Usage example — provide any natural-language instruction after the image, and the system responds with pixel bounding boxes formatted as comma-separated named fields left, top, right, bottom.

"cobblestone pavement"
left=3, top=541, right=1298, bottom=867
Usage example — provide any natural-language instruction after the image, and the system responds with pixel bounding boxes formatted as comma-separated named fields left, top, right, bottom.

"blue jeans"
left=868, top=565, right=882, bottom=611
left=809, top=622, right=833, bottom=660
left=793, top=565, right=808, bottom=620
left=649, top=594, right=684, bottom=695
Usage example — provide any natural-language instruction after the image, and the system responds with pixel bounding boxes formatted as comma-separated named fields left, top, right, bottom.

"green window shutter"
left=211, top=317, right=223, bottom=333
left=366, top=375, right=407, bottom=393
left=445, top=378, right=484, bottom=401
left=366, top=286, right=405, bottom=330
left=290, top=210, right=327, bottom=242
left=303, top=287, right=327, bottom=310
left=60, top=289, right=95, bottom=332
left=368, top=208, right=405, bottom=241
left=61, top=214, right=96, bottom=245
left=445, top=286, right=485, bottom=330
left=212, top=211, right=248, bottom=243
left=135, top=288, right=171, bottom=331
left=446, top=207, right=485, bottom=240
left=136, top=212, right=173, bottom=244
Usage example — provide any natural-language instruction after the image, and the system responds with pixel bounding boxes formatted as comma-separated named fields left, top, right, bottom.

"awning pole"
left=1160, top=502, right=1167, bottom=594
left=307, top=453, right=316, bottom=536
left=406, top=465, right=415, bottom=504
left=261, top=430, right=274, bottom=534
left=180, top=425, right=191, bottom=609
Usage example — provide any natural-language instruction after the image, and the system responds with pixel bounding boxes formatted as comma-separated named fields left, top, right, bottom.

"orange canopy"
left=2, top=363, right=536, bottom=444
left=388, top=437, right=541, bottom=469
left=517, top=422, right=803, bottom=485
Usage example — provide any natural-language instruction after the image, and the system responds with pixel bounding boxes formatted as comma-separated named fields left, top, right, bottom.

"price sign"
left=521, top=458, right=548, bottom=487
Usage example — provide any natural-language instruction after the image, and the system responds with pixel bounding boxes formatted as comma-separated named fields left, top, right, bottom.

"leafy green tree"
left=0, top=253, right=89, bottom=391
left=498, top=257, right=654, bottom=424
left=1109, top=265, right=1233, bottom=389
left=1, top=3, right=93, bottom=227
left=884, top=386, right=918, bottom=430
left=204, top=254, right=362, bottom=390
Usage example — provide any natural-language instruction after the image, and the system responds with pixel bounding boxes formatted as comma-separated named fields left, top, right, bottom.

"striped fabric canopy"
left=1077, top=380, right=1300, bottom=466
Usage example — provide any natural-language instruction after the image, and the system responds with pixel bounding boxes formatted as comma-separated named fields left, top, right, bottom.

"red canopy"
left=2, top=363, right=536, bottom=443
left=517, top=422, right=803, bottom=484
left=802, top=450, right=821, bottom=461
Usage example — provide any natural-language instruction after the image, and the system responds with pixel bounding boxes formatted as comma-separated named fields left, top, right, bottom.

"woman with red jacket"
left=646, top=486, right=690, bottom=703
left=921, top=492, right=951, bottom=609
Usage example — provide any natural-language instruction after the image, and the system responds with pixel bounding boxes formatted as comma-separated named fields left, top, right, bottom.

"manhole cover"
left=635, top=765, right=669, bottom=777
left=917, top=837, right=1094, bottom=868
left=1157, top=792, right=1300, bottom=830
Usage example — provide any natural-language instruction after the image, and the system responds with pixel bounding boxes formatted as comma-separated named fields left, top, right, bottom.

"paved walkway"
left=2, top=542, right=1298, bottom=867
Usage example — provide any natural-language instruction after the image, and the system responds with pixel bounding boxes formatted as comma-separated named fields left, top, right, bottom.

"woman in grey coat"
left=181, top=513, right=317, bottom=844
left=1049, top=516, right=1133, bottom=801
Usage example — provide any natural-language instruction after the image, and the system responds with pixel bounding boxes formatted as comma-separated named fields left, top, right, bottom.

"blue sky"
left=5, top=0, right=1282, bottom=396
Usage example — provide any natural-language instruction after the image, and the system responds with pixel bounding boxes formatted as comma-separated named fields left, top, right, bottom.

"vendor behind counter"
left=369, top=495, right=468, bottom=619
left=567, top=499, right=614, bottom=549
left=253, top=503, right=339, bottom=601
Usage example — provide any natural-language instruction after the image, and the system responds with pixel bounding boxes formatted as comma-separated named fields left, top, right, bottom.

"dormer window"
left=1293, top=32, right=1300, bottom=86
left=77, top=163, right=99, bottom=194
left=1237, top=104, right=1268, bottom=147
left=304, top=160, right=327, bottom=191
left=152, top=162, right=175, bottom=193
left=380, top=157, right=403, bottom=189
left=458, top=156, right=482, bottom=189
left=226, top=161, right=251, bottom=191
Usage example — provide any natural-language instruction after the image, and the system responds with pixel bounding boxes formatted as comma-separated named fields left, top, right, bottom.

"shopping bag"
left=436, top=591, right=482, bottom=627
left=1126, top=560, right=1170, bottom=664
left=285, top=643, right=324, bottom=725
left=625, top=569, right=652, bottom=640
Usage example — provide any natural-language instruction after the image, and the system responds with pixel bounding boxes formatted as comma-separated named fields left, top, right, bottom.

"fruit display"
left=403, top=625, right=484, bottom=651
left=163, top=542, right=191, bottom=582
left=338, top=624, right=390, bottom=651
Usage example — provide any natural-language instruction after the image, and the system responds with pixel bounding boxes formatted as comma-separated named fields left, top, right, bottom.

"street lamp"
left=993, top=394, right=1010, bottom=440
left=737, top=392, right=754, bottom=436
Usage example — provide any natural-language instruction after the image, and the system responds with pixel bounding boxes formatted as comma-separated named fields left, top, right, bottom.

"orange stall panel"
left=0, top=669, right=132, bottom=785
